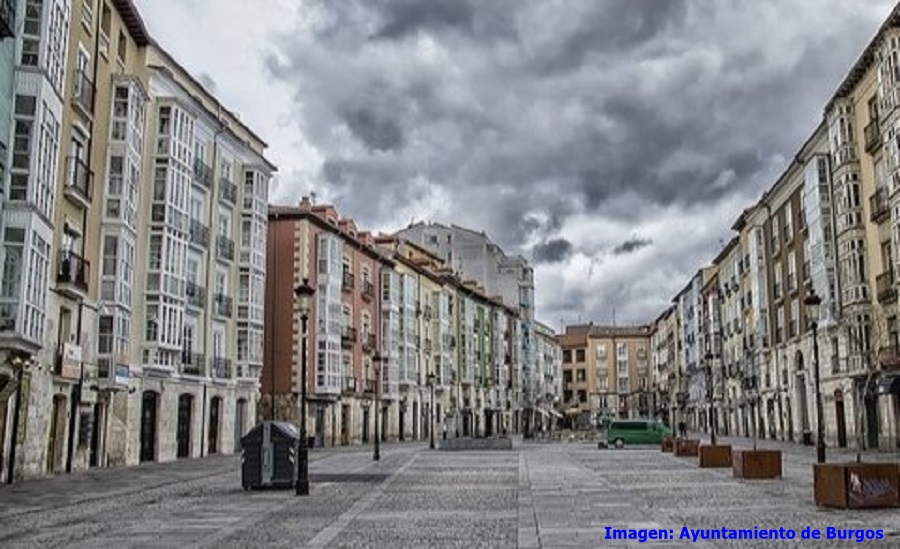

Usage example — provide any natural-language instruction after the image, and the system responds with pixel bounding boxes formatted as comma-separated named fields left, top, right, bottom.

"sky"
left=134, top=0, right=897, bottom=330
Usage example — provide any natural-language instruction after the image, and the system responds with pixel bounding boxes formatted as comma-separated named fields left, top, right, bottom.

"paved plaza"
left=1, top=434, right=900, bottom=547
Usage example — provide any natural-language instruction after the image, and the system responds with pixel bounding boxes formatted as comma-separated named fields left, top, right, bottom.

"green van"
left=606, top=419, right=671, bottom=448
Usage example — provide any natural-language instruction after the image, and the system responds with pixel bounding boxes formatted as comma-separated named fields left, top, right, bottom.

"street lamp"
left=705, top=351, right=716, bottom=445
left=804, top=286, right=826, bottom=464
left=373, top=353, right=383, bottom=461
left=294, top=278, right=315, bottom=496
left=427, top=372, right=436, bottom=449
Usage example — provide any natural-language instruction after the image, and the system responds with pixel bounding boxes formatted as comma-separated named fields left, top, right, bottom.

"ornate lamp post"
left=294, top=278, right=315, bottom=496
left=373, top=353, right=383, bottom=461
left=706, top=351, right=717, bottom=445
left=427, top=372, right=436, bottom=449
left=804, top=286, right=826, bottom=464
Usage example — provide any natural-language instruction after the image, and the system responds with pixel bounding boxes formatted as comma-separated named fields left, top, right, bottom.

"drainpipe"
left=201, top=104, right=226, bottom=457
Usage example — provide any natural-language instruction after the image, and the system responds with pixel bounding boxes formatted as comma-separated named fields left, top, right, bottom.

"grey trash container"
left=241, top=421, right=300, bottom=489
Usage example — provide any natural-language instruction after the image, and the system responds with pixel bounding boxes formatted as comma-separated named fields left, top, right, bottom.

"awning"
left=877, top=375, right=900, bottom=395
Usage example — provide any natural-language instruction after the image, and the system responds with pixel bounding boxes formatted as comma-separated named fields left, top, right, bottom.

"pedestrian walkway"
left=2, top=440, right=900, bottom=547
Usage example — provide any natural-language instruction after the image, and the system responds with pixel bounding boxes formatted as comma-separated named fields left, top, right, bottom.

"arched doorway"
left=140, top=391, right=159, bottom=462
left=208, top=396, right=221, bottom=455
left=177, top=394, right=193, bottom=458
left=234, top=398, right=247, bottom=451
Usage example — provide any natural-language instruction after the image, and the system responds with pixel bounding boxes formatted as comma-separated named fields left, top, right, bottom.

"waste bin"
left=240, top=421, right=300, bottom=490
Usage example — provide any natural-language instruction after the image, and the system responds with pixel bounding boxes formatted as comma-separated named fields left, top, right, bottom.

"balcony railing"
left=870, top=187, right=890, bottom=223
left=185, top=281, right=206, bottom=308
left=189, top=218, right=210, bottom=248
left=219, top=177, right=237, bottom=205
left=341, top=326, right=358, bottom=347
left=180, top=351, right=205, bottom=376
left=361, top=280, right=375, bottom=301
left=66, top=156, right=93, bottom=205
left=57, top=250, right=90, bottom=293
left=72, top=69, right=95, bottom=116
left=210, top=357, right=233, bottom=379
left=865, top=119, right=882, bottom=153
left=877, top=270, right=897, bottom=304
left=193, top=158, right=212, bottom=188
left=362, top=332, right=376, bottom=353
left=877, top=344, right=900, bottom=372
left=342, top=270, right=355, bottom=291
left=363, top=378, right=375, bottom=393
left=343, top=376, right=357, bottom=394
left=213, top=293, right=233, bottom=317
left=216, top=235, right=235, bottom=261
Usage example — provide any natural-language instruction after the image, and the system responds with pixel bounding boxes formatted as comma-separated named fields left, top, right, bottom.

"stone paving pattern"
left=0, top=433, right=899, bottom=547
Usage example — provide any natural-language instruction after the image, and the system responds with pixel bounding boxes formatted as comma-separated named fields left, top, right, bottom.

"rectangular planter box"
left=661, top=437, right=674, bottom=453
left=698, top=444, right=732, bottom=468
left=674, top=438, right=699, bottom=457
left=733, top=449, right=782, bottom=479
left=813, top=462, right=899, bottom=509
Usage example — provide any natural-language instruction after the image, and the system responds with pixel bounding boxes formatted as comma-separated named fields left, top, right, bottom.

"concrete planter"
left=813, top=462, right=899, bottom=509
left=661, top=437, right=674, bottom=453
left=698, top=444, right=732, bottom=468
left=674, top=438, right=699, bottom=457
left=732, top=449, right=782, bottom=479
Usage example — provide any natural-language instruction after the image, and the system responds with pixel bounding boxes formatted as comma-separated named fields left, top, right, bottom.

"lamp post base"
left=295, top=480, right=309, bottom=496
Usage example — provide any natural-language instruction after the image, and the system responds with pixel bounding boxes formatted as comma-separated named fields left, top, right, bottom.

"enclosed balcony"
left=72, top=69, right=95, bottom=117
left=57, top=250, right=90, bottom=299
left=65, top=156, right=93, bottom=208
left=870, top=187, right=890, bottom=223
left=877, top=270, right=896, bottom=303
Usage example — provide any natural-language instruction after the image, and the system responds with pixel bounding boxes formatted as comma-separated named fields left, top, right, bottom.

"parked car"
left=606, top=419, right=671, bottom=448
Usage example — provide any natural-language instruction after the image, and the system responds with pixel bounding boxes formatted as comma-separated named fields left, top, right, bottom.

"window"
left=117, top=30, right=127, bottom=63
left=100, top=3, right=111, bottom=54
left=576, top=369, right=585, bottom=382
left=1, top=228, right=25, bottom=298
left=575, top=348, right=585, bottom=362
left=21, top=1, right=41, bottom=66
left=562, top=349, right=572, bottom=363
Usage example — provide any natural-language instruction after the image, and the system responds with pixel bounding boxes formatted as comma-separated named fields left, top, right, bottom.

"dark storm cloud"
left=263, top=0, right=896, bottom=323
left=533, top=238, right=574, bottom=264
left=613, top=238, right=653, bottom=256
left=342, top=107, right=405, bottom=152
left=375, top=0, right=475, bottom=39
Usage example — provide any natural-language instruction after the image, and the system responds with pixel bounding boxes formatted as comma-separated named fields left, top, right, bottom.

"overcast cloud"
left=135, top=0, right=896, bottom=329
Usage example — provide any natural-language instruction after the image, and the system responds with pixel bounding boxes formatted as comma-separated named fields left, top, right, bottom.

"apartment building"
left=396, top=222, right=535, bottom=434
left=266, top=200, right=389, bottom=448
left=534, top=320, right=562, bottom=431
left=557, top=324, right=592, bottom=427
left=1, top=1, right=274, bottom=483
left=650, top=305, right=678, bottom=427
left=590, top=325, right=653, bottom=421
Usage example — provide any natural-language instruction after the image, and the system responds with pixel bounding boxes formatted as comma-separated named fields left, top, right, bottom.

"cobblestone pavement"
left=2, top=437, right=900, bottom=547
